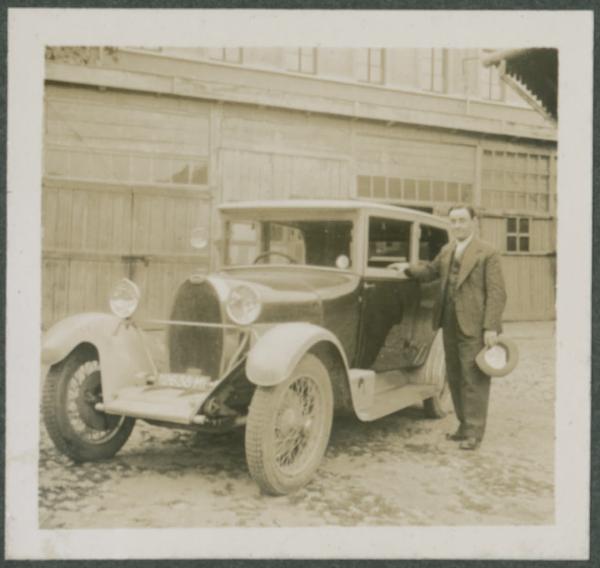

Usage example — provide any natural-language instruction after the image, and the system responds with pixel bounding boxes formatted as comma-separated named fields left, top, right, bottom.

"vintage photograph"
left=38, top=44, right=557, bottom=526
left=6, top=9, right=592, bottom=561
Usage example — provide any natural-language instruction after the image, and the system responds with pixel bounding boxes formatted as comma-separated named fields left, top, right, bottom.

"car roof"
left=219, top=199, right=449, bottom=227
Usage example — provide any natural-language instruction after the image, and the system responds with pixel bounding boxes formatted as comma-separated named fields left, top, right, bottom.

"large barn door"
left=42, top=180, right=132, bottom=327
left=127, top=187, right=212, bottom=321
left=42, top=84, right=212, bottom=328
left=41, top=181, right=212, bottom=327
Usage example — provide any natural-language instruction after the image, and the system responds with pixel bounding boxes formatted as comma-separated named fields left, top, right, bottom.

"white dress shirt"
left=454, top=232, right=474, bottom=261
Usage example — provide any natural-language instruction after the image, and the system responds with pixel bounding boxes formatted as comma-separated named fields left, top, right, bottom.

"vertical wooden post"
left=349, top=119, right=358, bottom=198
left=474, top=143, right=483, bottom=208
left=208, top=102, right=223, bottom=271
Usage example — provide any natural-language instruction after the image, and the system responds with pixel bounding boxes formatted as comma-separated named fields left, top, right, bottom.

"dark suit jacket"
left=409, top=238, right=507, bottom=337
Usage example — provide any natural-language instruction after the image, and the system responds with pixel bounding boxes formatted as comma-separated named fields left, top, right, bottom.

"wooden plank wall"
left=502, top=256, right=556, bottom=321
left=131, top=189, right=211, bottom=320
left=354, top=133, right=476, bottom=183
left=42, top=182, right=132, bottom=327
left=219, top=105, right=352, bottom=202
left=480, top=216, right=555, bottom=252
left=479, top=216, right=556, bottom=321
left=43, top=85, right=213, bottom=328
left=220, top=148, right=349, bottom=201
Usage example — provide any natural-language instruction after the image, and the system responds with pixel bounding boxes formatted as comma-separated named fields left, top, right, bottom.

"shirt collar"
left=455, top=232, right=474, bottom=257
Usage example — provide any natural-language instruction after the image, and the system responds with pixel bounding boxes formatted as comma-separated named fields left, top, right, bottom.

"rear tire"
left=42, top=344, right=135, bottom=462
left=422, top=332, right=452, bottom=419
left=245, top=353, right=333, bottom=495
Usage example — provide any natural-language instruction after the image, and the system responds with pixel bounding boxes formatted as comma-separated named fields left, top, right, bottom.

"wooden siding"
left=220, top=105, right=352, bottom=158
left=47, top=53, right=556, bottom=141
left=42, top=84, right=213, bottom=328
left=42, top=180, right=211, bottom=327
left=41, top=82, right=557, bottom=325
left=480, top=216, right=555, bottom=252
left=479, top=215, right=556, bottom=320
left=502, top=256, right=556, bottom=321
left=220, top=148, right=350, bottom=201
left=43, top=183, right=132, bottom=254
left=219, top=105, right=352, bottom=202
left=355, top=134, right=476, bottom=183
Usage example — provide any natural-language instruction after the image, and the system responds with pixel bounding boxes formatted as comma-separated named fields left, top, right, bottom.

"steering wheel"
left=252, top=251, right=297, bottom=264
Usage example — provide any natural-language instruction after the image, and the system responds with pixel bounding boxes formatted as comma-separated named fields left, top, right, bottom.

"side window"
left=225, top=221, right=260, bottom=265
left=367, top=217, right=411, bottom=268
left=419, top=224, right=449, bottom=261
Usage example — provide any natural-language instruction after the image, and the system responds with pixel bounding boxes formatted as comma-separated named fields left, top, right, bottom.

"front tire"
left=245, top=353, right=333, bottom=495
left=42, top=344, right=135, bottom=462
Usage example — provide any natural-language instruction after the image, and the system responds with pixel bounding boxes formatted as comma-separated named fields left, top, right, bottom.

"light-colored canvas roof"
left=219, top=199, right=448, bottom=225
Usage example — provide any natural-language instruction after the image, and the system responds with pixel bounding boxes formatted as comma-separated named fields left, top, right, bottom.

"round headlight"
left=226, top=285, right=261, bottom=325
left=109, top=278, right=141, bottom=319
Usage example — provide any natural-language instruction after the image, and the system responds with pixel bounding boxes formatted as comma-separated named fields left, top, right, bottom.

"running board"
left=349, top=368, right=437, bottom=422
left=99, top=385, right=211, bottom=425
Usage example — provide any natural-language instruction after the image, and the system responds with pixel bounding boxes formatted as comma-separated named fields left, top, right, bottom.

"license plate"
left=156, top=373, right=212, bottom=391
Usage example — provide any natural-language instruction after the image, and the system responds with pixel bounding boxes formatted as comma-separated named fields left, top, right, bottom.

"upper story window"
left=285, top=48, right=317, bottom=74
left=481, top=150, right=556, bottom=213
left=209, top=48, right=243, bottom=64
left=480, top=54, right=504, bottom=101
left=44, top=87, right=210, bottom=186
left=357, top=48, right=385, bottom=84
left=418, top=48, right=446, bottom=93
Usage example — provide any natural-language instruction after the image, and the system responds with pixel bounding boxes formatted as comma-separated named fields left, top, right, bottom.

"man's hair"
left=448, top=204, right=477, bottom=219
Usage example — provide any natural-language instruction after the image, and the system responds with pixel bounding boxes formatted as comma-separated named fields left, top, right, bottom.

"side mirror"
left=190, top=227, right=208, bottom=250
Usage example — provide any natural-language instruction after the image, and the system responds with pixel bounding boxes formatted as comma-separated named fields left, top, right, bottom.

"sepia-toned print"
left=38, top=45, right=558, bottom=529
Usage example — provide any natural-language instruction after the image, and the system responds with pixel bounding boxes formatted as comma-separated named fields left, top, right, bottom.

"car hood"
left=212, top=266, right=361, bottom=324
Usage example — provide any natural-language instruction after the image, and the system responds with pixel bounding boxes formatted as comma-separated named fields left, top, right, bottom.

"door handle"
left=364, top=282, right=376, bottom=290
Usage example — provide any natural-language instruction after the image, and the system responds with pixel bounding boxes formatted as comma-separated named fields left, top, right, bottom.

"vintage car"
left=42, top=200, right=452, bottom=495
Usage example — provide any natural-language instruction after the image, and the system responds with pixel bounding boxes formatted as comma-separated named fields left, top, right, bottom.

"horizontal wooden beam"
left=46, top=58, right=557, bottom=143
left=43, top=175, right=215, bottom=199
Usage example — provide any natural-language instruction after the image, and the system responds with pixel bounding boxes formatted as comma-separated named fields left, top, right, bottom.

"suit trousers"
left=442, top=301, right=491, bottom=440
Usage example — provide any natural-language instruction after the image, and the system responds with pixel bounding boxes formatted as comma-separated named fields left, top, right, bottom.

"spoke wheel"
left=245, top=354, right=333, bottom=495
left=42, top=344, right=135, bottom=462
left=423, top=332, right=452, bottom=418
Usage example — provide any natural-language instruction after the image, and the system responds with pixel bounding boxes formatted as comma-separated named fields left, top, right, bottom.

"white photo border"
left=5, top=8, right=592, bottom=560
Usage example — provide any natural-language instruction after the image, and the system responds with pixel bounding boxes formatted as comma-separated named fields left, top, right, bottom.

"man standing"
left=407, top=206, right=507, bottom=450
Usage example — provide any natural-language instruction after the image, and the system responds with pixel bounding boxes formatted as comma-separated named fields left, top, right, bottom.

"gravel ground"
left=38, top=321, right=555, bottom=528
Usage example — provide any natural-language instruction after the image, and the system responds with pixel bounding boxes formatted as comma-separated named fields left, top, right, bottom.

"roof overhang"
left=483, top=48, right=558, bottom=124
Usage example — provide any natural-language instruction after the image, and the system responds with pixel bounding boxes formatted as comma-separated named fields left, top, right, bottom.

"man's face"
left=449, top=208, right=476, bottom=242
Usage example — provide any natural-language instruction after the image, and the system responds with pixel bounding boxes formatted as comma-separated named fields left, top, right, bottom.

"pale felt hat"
left=476, top=336, right=519, bottom=377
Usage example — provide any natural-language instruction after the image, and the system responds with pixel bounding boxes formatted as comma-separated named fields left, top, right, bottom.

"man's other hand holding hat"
left=484, top=330, right=499, bottom=348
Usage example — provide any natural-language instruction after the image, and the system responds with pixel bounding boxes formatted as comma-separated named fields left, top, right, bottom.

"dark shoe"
left=445, top=430, right=467, bottom=441
left=459, top=437, right=481, bottom=451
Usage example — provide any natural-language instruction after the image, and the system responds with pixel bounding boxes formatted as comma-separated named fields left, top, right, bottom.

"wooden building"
left=42, top=47, right=557, bottom=327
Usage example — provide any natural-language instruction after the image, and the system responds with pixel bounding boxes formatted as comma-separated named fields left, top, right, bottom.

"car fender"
left=246, top=322, right=349, bottom=387
left=42, top=312, right=155, bottom=402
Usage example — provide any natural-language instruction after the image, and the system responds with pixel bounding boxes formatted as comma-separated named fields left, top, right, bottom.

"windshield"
left=223, top=219, right=354, bottom=269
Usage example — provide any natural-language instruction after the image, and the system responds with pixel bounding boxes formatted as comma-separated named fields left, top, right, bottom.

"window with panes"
left=44, top=88, right=210, bottom=186
left=357, top=175, right=473, bottom=207
left=357, top=48, right=385, bottom=84
left=480, top=52, right=504, bottom=101
left=506, top=217, right=530, bottom=252
left=208, top=47, right=243, bottom=64
left=285, top=48, right=317, bottom=74
left=481, top=150, right=557, bottom=213
left=418, top=49, right=446, bottom=93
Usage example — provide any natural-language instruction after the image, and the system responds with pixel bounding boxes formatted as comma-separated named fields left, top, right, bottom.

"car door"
left=409, top=222, right=449, bottom=362
left=356, top=215, right=421, bottom=372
